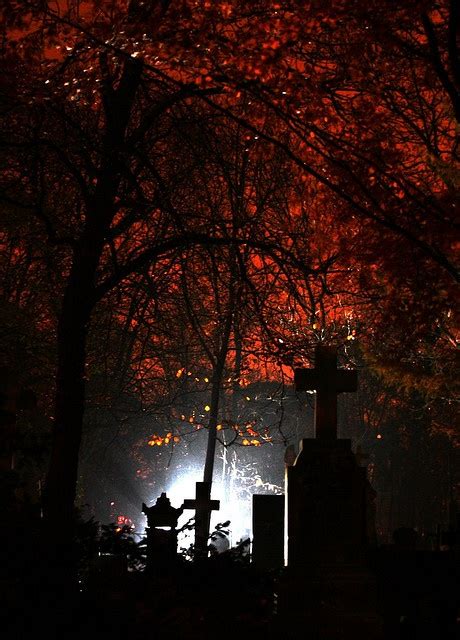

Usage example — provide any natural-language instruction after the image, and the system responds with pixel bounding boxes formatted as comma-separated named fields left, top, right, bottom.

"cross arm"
left=335, top=369, right=358, bottom=392
left=294, top=368, right=318, bottom=391
left=182, top=499, right=197, bottom=510
left=294, top=368, right=357, bottom=392
left=182, top=499, right=220, bottom=511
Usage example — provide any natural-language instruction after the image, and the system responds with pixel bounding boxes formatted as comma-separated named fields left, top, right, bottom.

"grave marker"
left=142, top=492, right=183, bottom=572
left=183, top=481, right=220, bottom=558
left=252, top=494, right=285, bottom=569
left=280, top=345, right=382, bottom=636
left=294, top=344, right=357, bottom=440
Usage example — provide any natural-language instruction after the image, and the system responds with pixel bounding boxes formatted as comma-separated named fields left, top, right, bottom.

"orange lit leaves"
left=148, top=432, right=180, bottom=447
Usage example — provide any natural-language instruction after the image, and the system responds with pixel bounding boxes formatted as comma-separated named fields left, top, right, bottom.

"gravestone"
left=287, top=345, right=374, bottom=564
left=287, top=438, right=375, bottom=565
left=183, top=481, right=220, bottom=558
left=252, top=494, right=285, bottom=569
left=293, top=344, right=357, bottom=440
left=280, top=345, right=382, bottom=637
left=142, top=492, right=183, bottom=572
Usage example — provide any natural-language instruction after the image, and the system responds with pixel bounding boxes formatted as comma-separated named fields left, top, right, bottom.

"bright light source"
left=147, top=468, right=253, bottom=546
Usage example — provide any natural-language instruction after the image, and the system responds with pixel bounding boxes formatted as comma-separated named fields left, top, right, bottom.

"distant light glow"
left=147, top=468, right=253, bottom=546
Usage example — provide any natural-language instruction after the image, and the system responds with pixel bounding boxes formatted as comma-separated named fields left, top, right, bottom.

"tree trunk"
left=203, top=370, right=225, bottom=486
left=42, top=240, right=102, bottom=552
left=44, top=323, right=86, bottom=529
left=42, top=57, right=142, bottom=557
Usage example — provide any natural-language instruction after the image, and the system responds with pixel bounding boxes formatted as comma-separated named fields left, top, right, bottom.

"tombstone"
left=142, top=492, right=183, bottom=572
left=287, top=438, right=376, bottom=565
left=252, top=494, right=285, bottom=569
left=287, top=345, right=374, bottom=565
left=280, top=345, right=382, bottom=637
left=183, top=481, right=220, bottom=559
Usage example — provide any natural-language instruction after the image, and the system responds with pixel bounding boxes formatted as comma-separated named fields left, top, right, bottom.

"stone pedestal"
left=142, top=493, right=183, bottom=573
left=287, top=438, right=375, bottom=566
left=278, top=438, right=382, bottom=637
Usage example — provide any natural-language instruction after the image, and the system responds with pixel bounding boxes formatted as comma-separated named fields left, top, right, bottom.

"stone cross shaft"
left=294, top=345, right=357, bottom=440
left=183, top=481, right=220, bottom=557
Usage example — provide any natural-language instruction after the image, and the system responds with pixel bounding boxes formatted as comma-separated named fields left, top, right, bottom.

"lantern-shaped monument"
left=142, top=492, right=183, bottom=572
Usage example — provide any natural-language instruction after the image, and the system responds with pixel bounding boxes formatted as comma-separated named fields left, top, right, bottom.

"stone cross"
left=294, top=345, right=357, bottom=440
left=183, top=481, right=220, bottom=557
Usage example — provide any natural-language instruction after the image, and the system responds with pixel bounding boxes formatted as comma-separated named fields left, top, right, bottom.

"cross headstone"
left=294, top=344, right=357, bottom=440
left=280, top=350, right=381, bottom=635
left=183, top=481, right=220, bottom=558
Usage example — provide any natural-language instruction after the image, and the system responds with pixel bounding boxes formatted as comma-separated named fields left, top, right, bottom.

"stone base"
left=287, top=438, right=376, bottom=567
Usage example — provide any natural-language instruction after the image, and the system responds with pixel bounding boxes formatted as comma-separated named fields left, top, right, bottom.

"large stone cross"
left=294, top=345, right=357, bottom=440
left=183, top=481, right=220, bottom=557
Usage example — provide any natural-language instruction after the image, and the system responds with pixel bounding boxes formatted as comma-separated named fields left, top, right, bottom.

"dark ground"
left=2, top=515, right=459, bottom=640
left=3, top=552, right=460, bottom=640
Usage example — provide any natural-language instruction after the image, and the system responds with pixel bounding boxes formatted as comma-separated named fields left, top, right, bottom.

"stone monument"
left=142, top=492, right=183, bottom=572
left=287, top=344, right=375, bottom=564
left=252, top=494, right=284, bottom=569
left=280, top=345, right=382, bottom=637
left=183, top=481, right=220, bottom=558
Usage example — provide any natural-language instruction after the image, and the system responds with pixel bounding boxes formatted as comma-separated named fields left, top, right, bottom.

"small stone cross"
left=183, top=481, right=220, bottom=557
left=294, top=345, right=357, bottom=440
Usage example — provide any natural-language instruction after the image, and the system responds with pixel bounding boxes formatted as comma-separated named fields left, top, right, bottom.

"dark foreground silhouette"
left=2, top=516, right=459, bottom=640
